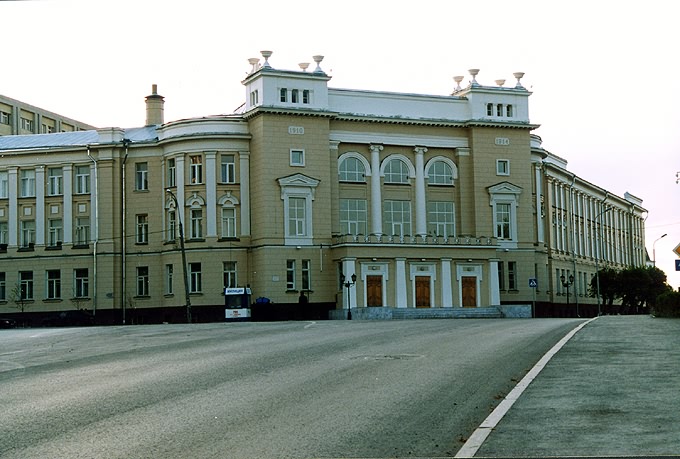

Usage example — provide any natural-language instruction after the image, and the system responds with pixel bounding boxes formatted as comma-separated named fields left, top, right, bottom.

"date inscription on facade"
left=288, top=126, right=305, bottom=135
left=495, top=137, right=510, bottom=146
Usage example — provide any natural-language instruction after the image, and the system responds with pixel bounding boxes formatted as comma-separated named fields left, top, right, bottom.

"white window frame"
left=278, top=174, right=319, bottom=246
left=286, top=259, right=296, bottom=290
left=48, top=167, right=63, bottom=196
left=167, top=158, right=176, bottom=187
left=488, top=182, right=522, bottom=248
left=20, top=271, right=33, bottom=300
left=338, top=156, right=366, bottom=182
left=75, top=217, right=90, bottom=245
left=136, top=266, right=149, bottom=296
left=46, top=269, right=61, bottom=300
left=0, top=171, right=8, bottom=198
left=165, top=264, right=174, bottom=295
left=290, top=149, right=305, bottom=167
left=20, top=169, right=36, bottom=197
left=48, top=219, right=63, bottom=246
left=384, top=200, right=412, bottom=236
left=135, top=163, right=148, bottom=191
left=136, top=214, right=149, bottom=244
left=339, top=198, right=367, bottom=235
left=427, top=201, right=455, bottom=238
left=75, top=166, right=90, bottom=194
left=221, top=155, right=236, bottom=183
left=20, top=220, right=35, bottom=247
left=302, top=259, right=311, bottom=291
left=221, top=207, right=237, bottom=238
left=190, top=155, right=203, bottom=184
left=223, top=261, right=237, bottom=289
left=496, top=159, right=510, bottom=176
left=190, top=208, right=203, bottom=239
left=74, top=268, right=89, bottom=298
left=189, top=262, right=202, bottom=293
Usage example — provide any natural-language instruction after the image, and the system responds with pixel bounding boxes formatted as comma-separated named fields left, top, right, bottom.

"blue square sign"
left=676, top=260, right=680, bottom=271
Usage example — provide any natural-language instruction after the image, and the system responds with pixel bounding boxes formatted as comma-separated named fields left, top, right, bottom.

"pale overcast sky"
left=3, top=0, right=679, bottom=288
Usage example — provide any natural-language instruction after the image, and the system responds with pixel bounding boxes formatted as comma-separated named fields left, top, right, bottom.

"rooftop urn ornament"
left=248, top=57, right=260, bottom=73
left=299, top=62, right=310, bottom=72
left=260, top=50, right=273, bottom=68
left=468, top=68, right=480, bottom=86
left=513, top=72, right=525, bottom=88
left=453, top=75, right=465, bottom=91
left=495, top=79, right=506, bottom=87
left=312, top=55, right=324, bottom=73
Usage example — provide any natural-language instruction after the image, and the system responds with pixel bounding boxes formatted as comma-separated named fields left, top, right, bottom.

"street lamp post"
left=560, top=274, right=575, bottom=316
left=340, top=273, right=357, bottom=320
left=594, top=207, right=612, bottom=316
left=166, top=189, right=192, bottom=323
left=653, top=233, right=667, bottom=267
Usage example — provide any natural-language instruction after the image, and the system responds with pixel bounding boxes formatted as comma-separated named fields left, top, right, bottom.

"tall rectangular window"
left=495, top=203, right=511, bottom=239
left=221, top=208, right=236, bottom=238
left=301, top=259, right=311, bottom=291
left=75, top=217, right=90, bottom=245
left=508, top=261, right=517, bottom=291
left=46, top=270, right=61, bottom=299
left=20, top=271, right=33, bottom=300
left=384, top=200, right=411, bottom=236
left=291, top=89, right=299, bottom=103
left=498, top=261, right=505, bottom=291
left=136, top=266, right=149, bottom=296
left=75, top=166, right=90, bottom=194
left=135, top=163, right=148, bottom=190
left=0, top=272, right=6, bottom=301
left=165, top=264, right=173, bottom=295
left=167, top=210, right=176, bottom=241
left=75, top=268, right=89, bottom=297
left=340, top=199, right=367, bottom=235
left=302, top=89, right=310, bottom=104
left=427, top=201, right=455, bottom=237
left=136, top=214, right=149, bottom=244
left=0, top=111, right=10, bottom=125
left=190, top=155, right=203, bottom=184
left=47, top=167, right=63, bottom=196
left=223, top=261, right=237, bottom=289
left=0, top=171, right=8, bottom=199
left=48, top=219, right=63, bottom=246
left=189, top=262, right=202, bottom=293
left=288, top=197, right=306, bottom=236
left=286, top=259, right=296, bottom=290
left=190, top=209, right=203, bottom=239
left=20, top=169, right=35, bottom=197
left=221, top=155, right=235, bottom=183
left=167, top=158, right=176, bottom=187
left=20, top=220, right=35, bottom=247
left=0, top=222, right=7, bottom=245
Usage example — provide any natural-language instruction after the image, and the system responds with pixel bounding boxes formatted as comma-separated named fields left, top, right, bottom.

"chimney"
left=145, top=84, right=165, bottom=126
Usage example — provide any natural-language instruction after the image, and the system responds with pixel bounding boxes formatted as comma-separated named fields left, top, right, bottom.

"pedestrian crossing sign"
left=529, top=278, right=538, bottom=288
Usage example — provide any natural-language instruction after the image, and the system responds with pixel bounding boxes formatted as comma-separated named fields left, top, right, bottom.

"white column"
left=535, top=163, right=544, bottom=243
left=176, top=155, right=186, bottom=211
left=441, top=258, right=453, bottom=308
left=414, top=146, right=427, bottom=237
left=395, top=258, right=408, bottom=308
left=239, top=151, right=251, bottom=236
left=35, top=166, right=45, bottom=245
left=369, top=144, right=383, bottom=236
left=8, top=167, right=17, bottom=246
left=63, top=165, right=73, bottom=244
left=489, top=259, right=501, bottom=306
left=205, top=151, right=217, bottom=237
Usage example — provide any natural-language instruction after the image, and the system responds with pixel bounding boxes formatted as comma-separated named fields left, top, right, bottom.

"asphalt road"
left=0, top=319, right=583, bottom=458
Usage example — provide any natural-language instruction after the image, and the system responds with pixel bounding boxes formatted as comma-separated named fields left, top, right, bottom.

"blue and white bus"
left=224, top=287, right=252, bottom=321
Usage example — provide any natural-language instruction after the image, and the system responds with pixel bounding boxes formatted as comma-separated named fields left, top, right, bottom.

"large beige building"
left=0, top=94, right=95, bottom=136
left=0, top=52, right=647, bottom=324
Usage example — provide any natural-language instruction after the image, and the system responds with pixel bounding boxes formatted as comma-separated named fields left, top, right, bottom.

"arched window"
left=384, top=159, right=409, bottom=184
left=339, top=157, right=366, bottom=182
left=427, top=161, right=454, bottom=185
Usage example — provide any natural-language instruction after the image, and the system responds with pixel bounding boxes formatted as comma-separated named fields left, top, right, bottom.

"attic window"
left=506, top=105, right=513, bottom=117
left=280, top=88, right=288, bottom=103
left=291, top=89, right=299, bottom=103
left=303, top=90, right=310, bottom=104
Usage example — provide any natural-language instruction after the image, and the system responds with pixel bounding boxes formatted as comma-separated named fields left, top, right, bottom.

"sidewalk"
left=474, top=315, right=680, bottom=457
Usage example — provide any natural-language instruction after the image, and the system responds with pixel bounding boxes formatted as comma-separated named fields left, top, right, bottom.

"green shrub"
left=652, top=291, right=680, bottom=317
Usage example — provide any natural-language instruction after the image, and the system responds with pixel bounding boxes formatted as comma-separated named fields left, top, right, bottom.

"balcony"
left=332, top=234, right=496, bottom=247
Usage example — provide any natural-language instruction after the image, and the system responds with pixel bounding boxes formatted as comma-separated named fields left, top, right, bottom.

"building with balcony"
left=0, top=52, right=647, bottom=324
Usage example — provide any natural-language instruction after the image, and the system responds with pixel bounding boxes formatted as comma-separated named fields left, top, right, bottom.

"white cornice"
left=329, top=130, right=469, bottom=149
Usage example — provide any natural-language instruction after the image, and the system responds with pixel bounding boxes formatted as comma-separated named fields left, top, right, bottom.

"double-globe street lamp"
left=340, top=273, right=357, bottom=320
left=166, top=189, right=192, bottom=323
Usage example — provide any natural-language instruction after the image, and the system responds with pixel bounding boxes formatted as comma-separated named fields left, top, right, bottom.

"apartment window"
left=190, top=209, right=203, bottom=239
left=47, top=168, right=64, bottom=196
left=496, top=104, right=503, bottom=117
left=506, top=105, right=514, bottom=117
left=48, top=219, right=63, bottom=246
left=75, top=217, right=90, bottom=245
left=427, top=161, right=454, bottom=185
left=0, top=222, right=7, bottom=244
left=250, top=90, right=259, bottom=105
left=75, top=166, right=90, bottom=194
left=384, top=200, right=411, bottom=236
left=165, top=264, right=173, bottom=295
left=496, top=159, right=510, bottom=176
left=427, top=201, right=455, bottom=237
left=495, top=203, right=511, bottom=239
left=339, top=199, right=367, bottom=235
left=290, top=149, right=305, bottom=167
left=302, top=89, right=310, bottom=104
left=20, top=169, right=36, bottom=197
left=221, top=155, right=235, bottom=183
left=190, top=155, right=203, bottom=184
left=508, top=261, right=517, bottom=290
left=0, top=171, right=8, bottom=198
left=21, top=117, right=34, bottom=131
left=20, top=220, right=35, bottom=247
left=221, top=208, right=236, bottom=238
left=280, top=88, right=287, bottom=102
left=189, top=262, right=202, bottom=293
left=0, top=111, right=10, bottom=125
left=384, top=159, right=409, bottom=184
left=46, top=270, right=61, bottom=299
left=498, top=261, right=505, bottom=291
left=288, top=197, right=306, bottom=236
left=286, top=260, right=296, bottom=290
left=136, top=266, right=149, bottom=296
left=19, top=271, right=33, bottom=300
left=135, top=163, right=148, bottom=190
left=41, top=124, right=55, bottom=134
left=486, top=103, right=494, bottom=116
left=167, top=209, right=177, bottom=241
left=0, top=272, right=5, bottom=301
left=291, top=89, right=299, bottom=103
left=74, top=268, right=89, bottom=298
left=223, top=261, right=237, bottom=289
left=339, top=157, right=366, bottom=182
left=136, top=214, right=149, bottom=244
left=167, top=158, right=176, bottom=187
left=301, top=259, right=311, bottom=291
